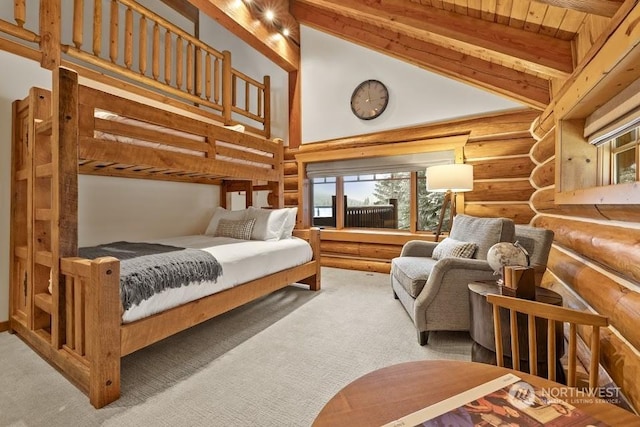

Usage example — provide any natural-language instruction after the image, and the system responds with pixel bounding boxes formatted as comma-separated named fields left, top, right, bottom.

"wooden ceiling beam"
left=293, top=0, right=573, bottom=79
left=532, top=0, right=623, bottom=18
left=292, top=2, right=550, bottom=109
left=188, top=0, right=300, bottom=71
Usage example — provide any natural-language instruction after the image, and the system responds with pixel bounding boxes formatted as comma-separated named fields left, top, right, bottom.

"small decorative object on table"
left=487, top=241, right=535, bottom=300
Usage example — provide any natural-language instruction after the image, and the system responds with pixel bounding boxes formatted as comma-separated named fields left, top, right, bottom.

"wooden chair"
left=486, top=294, right=609, bottom=389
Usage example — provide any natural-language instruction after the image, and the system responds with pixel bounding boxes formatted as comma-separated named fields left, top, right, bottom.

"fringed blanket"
left=79, top=241, right=223, bottom=310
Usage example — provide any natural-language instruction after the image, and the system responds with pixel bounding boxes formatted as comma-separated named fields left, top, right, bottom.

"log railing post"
left=72, top=0, right=84, bottom=49
left=39, top=0, right=61, bottom=69
left=222, top=50, right=232, bottom=125
left=263, top=75, right=271, bottom=138
left=15, top=0, right=26, bottom=27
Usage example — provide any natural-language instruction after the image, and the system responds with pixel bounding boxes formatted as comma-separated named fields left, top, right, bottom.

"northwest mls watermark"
left=509, top=381, right=623, bottom=406
left=542, top=386, right=623, bottom=405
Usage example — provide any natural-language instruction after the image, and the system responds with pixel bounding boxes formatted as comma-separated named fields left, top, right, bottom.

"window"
left=595, top=125, right=639, bottom=186
left=312, top=177, right=336, bottom=227
left=608, top=126, right=638, bottom=184
left=312, top=171, right=446, bottom=231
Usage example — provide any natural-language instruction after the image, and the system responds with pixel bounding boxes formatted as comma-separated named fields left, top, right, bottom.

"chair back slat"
left=492, top=304, right=504, bottom=367
left=590, top=326, right=601, bottom=389
left=548, top=319, right=557, bottom=381
left=510, top=310, right=520, bottom=370
left=568, top=323, right=577, bottom=387
left=527, top=314, right=537, bottom=376
left=487, top=294, right=608, bottom=391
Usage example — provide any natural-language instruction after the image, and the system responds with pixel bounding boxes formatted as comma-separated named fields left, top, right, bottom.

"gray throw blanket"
left=79, top=241, right=223, bottom=310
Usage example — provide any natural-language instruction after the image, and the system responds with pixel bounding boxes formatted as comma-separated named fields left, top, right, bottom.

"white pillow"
left=246, top=206, right=289, bottom=241
left=204, top=207, right=248, bottom=235
left=280, top=207, right=298, bottom=239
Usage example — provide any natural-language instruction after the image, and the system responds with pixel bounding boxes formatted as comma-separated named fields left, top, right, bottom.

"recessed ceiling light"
left=282, top=28, right=290, bottom=37
left=265, top=10, right=275, bottom=21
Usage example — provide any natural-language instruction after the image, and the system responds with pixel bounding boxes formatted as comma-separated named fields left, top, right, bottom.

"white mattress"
left=121, top=235, right=313, bottom=323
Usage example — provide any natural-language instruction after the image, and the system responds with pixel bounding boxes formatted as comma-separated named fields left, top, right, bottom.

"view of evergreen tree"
left=370, top=174, right=445, bottom=231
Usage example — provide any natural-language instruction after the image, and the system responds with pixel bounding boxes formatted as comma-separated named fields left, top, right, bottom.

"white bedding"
left=121, top=235, right=313, bottom=323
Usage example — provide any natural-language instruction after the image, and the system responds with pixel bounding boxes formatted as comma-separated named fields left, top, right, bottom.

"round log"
left=530, top=189, right=608, bottom=219
left=531, top=157, right=555, bottom=188
left=530, top=130, right=555, bottom=164
left=284, top=149, right=297, bottom=161
left=468, top=156, right=535, bottom=180
left=320, top=241, right=402, bottom=260
left=530, top=109, right=555, bottom=141
left=546, top=247, right=640, bottom=350
left=284, top=192, right=297, bottom=206
left=534, top=216, right=640, bottom=283
left=596, top=205, right=640, bottom=222
left=464, top=203, right=535, bottom=224
left=321, top=256, right=391, bottom=274
left=465, top=180, right=534, bottom=202
left=283, top=161, right=298, bottom=176
left=541, top=258, right=640, bottom=411
left=284, top=176, right=297, bottom=191
left=464, top=137, right=534, bottom=159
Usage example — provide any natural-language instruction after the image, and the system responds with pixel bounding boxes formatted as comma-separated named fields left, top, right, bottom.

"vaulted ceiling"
left=189, top=0, right=627, bottom=110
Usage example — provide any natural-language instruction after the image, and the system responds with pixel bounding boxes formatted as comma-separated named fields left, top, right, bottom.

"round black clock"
left=350, top=79, right=389, bottom=120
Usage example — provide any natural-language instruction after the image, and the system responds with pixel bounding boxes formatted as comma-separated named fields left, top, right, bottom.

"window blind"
left=305, top=150, right=455, bottom=178
left=585, top=77, right=640, bottom=146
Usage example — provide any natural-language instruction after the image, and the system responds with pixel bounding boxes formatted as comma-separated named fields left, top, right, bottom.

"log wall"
left=284, top=109, right=539, bottom=273
left=530, top=106, right=640, bottom=414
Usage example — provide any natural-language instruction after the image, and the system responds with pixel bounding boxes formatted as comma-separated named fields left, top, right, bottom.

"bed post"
left=301, top=227, right=321, bottom=291
left=87, top=257, right=121, bottom=408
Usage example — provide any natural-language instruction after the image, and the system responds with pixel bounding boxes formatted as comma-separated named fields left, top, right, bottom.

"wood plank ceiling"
left=191, top=0, right=625, bottom=109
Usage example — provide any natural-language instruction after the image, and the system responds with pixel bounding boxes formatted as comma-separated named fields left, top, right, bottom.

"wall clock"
left=350, top=79, right=389, bottom=120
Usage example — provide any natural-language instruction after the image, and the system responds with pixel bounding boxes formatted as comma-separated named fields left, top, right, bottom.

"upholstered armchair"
left=512, top=225, right=554, bottom=286
left=390, top=215, right=516, bottom=345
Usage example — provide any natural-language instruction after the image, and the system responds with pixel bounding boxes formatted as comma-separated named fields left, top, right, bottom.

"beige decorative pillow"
left=432, top=238, right=478, bottom=260
left=214, top=218, right=256, bottom=240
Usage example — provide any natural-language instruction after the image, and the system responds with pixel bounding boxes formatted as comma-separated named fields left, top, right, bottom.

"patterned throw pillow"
left=432, top=237, right=478, bottom=260
left=214, top=218, right=256, bottom=240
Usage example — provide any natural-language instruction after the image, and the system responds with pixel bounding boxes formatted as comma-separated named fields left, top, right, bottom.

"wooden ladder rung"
left=35, top=208, right=52, bottom=221
left=35, top=163, right=53, bottom=178
left=35, top=250, right=53, bottom=267
left=15, top=245, right=28, bottom=260
left=34, top=292, right=52, bottom=314
left=16, top=169, right=29, bottom=181
left=36, top=118, right=53, bottom=136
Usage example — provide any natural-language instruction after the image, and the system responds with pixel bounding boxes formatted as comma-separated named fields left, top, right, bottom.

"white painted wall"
left=300, top=26, right=523, bottom=143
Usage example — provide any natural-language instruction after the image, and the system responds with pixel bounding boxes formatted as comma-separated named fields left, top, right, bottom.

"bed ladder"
left=10, top=68, right=79, bottom=349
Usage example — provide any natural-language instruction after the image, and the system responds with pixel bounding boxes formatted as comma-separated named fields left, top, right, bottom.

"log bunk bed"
left=5, top=0, right=320, bottom=409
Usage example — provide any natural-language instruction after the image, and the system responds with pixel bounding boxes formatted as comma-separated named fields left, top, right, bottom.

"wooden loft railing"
left=0, top=0, right=271, bottom=137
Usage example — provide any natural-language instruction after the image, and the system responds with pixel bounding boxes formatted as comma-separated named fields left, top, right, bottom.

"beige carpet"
left=0, top=267, right=472, bottom=426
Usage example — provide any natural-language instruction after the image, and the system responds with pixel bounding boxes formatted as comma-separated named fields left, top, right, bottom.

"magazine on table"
left=383, top=373, right=607, bottom=427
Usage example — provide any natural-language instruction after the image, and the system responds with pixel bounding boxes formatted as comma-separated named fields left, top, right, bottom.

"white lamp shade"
left=426, top=164, right=474, bottom=192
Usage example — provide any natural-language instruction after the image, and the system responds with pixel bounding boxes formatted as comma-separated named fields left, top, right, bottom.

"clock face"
left=350, top=80, right=389, bottom=120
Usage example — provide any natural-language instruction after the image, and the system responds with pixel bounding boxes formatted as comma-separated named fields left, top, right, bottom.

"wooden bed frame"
left=9, top=67, right=321, bottom=408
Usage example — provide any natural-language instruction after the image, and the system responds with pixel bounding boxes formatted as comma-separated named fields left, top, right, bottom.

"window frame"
left=295, top=136, right=469, bottom=230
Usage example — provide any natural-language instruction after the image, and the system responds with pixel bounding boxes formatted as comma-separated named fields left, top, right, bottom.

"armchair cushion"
left=449, top=215, right=515, bottom=260
left=391, top=256, right=439, bottom=298
left=432, top=238, right=478, bottom=260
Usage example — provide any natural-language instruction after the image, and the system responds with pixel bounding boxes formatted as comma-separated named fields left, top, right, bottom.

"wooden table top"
left=313, top=360, right=639, bottom=426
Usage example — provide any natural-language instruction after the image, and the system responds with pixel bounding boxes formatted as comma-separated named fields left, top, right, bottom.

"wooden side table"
left=468, top=282, right=564, bottom=380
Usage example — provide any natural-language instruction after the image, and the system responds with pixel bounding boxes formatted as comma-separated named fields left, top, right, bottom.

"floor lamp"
left=426, top=164, right=474, bottom=240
